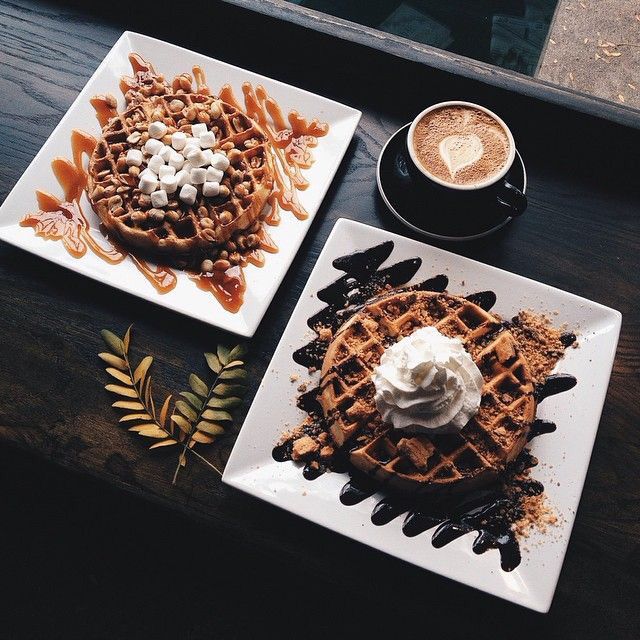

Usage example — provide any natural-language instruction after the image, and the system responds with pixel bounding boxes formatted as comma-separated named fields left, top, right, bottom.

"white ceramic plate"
left=0, top=31, right=361, bottom=337
left=223, top=218, right=621, bottom=612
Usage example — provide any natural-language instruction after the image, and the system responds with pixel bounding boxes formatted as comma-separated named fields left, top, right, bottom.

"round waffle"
left=319, top=290, right=536, bottom=495
left=87, top=92, right=274, bottom=266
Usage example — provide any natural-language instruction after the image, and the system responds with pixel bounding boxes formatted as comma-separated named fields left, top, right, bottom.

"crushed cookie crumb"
left=320, top=445, right=334, bottom=460
left=508, top=310, right=576, bottom=385
left=513, top=492, right=559, bottom=538
left=291, top=435, right=319, bottom=460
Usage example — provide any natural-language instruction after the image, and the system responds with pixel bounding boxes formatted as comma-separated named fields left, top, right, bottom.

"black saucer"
left=377, top=124, right=527, bottom=241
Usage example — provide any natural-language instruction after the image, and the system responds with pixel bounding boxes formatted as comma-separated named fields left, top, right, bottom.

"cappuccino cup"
left=406, top=101, right=527, bottom=226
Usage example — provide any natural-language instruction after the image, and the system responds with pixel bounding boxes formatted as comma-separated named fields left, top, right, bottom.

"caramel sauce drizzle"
left=191, top=265, right=246, bottom=314
left=192, top=66, right=211, bottom=96
left=216, top=78, right=328, bottom=225
left=24, top=54, right=327, bottom=313
left=89, top=96, right=118, bottom=128
left=188, top=227, right=276, bottom=310
left=245, top=225, right=278, bottom=268
left=23, top=191, right=88, bottom=258
left=22, top=136, right=127, bottom=266
left=129, top=254, right=178, bottom=294
left=22, top=130, right=177, bottom=293
left=119, top=53, right=159, bottom=95
left=129, top=52, right=154, bottom=75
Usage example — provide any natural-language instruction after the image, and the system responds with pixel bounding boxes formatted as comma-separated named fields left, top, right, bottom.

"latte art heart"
left=438, top=134, right=484, bottom=178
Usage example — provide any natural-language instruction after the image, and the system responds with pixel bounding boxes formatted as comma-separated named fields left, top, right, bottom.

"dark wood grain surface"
left=1, top=1, right=639, bottom=638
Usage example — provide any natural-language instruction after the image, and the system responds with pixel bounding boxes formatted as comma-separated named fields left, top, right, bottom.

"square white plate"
left=223, top=218, right=621, bottom=612
left=0, top=31, right=361, bottom=337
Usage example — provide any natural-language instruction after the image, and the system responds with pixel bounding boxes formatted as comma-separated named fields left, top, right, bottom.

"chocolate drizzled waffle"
left=319, top=290, right=536, bottom=495
left=87, top=93, right=273, bottom=267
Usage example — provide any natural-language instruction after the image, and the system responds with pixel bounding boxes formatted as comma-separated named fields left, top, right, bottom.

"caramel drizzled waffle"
left=87, top=93, right=273, bottom=267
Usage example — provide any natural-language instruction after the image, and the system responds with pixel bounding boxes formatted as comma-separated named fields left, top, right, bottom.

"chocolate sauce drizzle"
left=293, top=241, right=448, bottom=369
left=464, top=290, right=497, bottom=311
left=560, top=332, right=577, bottom=348
left=274, top=241, right=578, bottom=572
left=535, top=373, right=577, bottom=402
left=339, top=449, right=544, bottom=572
left=527, top=419, right=557, bottom=441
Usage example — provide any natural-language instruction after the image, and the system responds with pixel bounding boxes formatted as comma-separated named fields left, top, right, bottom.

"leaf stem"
left=186, top=447, right=224, bottom=476
left=172, top=456, right=182, bottom=485
left=171, top=443, right=223, bottom=484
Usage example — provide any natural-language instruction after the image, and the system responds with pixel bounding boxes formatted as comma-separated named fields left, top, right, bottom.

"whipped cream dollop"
left=373, top=327, right=483, bottom=434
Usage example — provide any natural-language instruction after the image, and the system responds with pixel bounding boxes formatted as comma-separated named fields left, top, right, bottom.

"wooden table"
left=1, top=1, right=639, bottom=637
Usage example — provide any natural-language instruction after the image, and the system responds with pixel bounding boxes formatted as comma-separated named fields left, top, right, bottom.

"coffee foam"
left=412, top=106, right=510, bottom=186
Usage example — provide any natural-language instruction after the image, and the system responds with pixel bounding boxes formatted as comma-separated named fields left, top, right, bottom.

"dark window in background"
left=288, top=0, right=558, bottom=75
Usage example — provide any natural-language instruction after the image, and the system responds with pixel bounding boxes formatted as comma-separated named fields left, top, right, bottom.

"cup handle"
left=496, top=181, right=527, bottom=217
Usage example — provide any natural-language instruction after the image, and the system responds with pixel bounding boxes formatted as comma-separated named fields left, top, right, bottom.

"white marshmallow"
left=138, top=168, right=155, bottom=181
left=175, top=169, right=190, bottom=187
left=181, top=161, right=194, bottom=175
left=202, top=181, right=220, bottom=197
left=149, top=121, right=168, bottom=139
left=171, top=131, right=187, bottom=151
left=151, top=189, right=168, bottom=208
left=186, top=148, right=208, bottom=168
left=147, top=154, right=164, bottom=174
left=179, top=183, right=197, bottom=205
left=168, top=151, right=185, bottom=171
left=158, top=165, right=176, bottom=178
left=139, top=174, right=158, bottom=195
left=190, top=167, right=207, bottom=184
left=202, top=149, right=215, bottom=165
left=191, top=123, right=208, bottom=138
left=183, top=145, right=200, bottom=160
left=160, top=174, right=178, bottom=194
left=183, top=138, right=200, bottom=152
left=159, top=145, right=173, bottom=162
left=209, top=152, right=230, bottom=171
left=143, top=138, right=164, bottom=156
left=126, top=149, right=143, bottom=166
left=206, top=166, right=224, bottom=183
left=199, top=131, right=216, bottom=148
